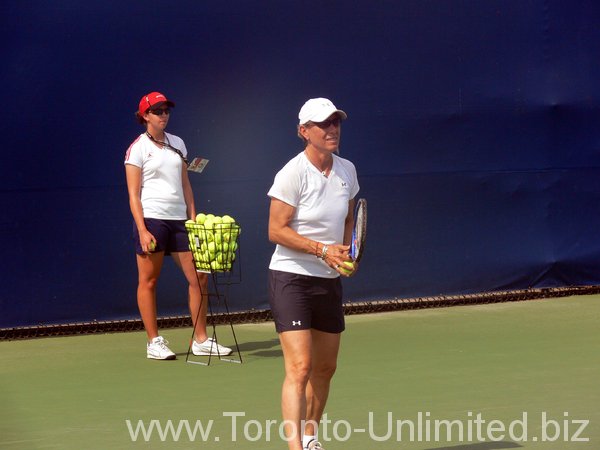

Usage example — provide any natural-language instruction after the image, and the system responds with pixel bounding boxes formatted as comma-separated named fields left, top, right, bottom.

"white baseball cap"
left=298, top=98, right=347, bottom=125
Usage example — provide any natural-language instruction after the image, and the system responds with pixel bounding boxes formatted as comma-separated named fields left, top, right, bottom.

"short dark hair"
left=135, top=111, right=147, bottom=125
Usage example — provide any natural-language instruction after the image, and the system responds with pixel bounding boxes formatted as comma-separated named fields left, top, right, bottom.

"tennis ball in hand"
left=340, top=261, right=355, bottom=275
left=148, top=241, right=156, bottom=252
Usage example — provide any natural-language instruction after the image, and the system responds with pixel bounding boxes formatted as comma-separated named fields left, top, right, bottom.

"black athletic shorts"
left=268, top=269, right=345, bottom=334
left=133, top=218, right=190, bottom=255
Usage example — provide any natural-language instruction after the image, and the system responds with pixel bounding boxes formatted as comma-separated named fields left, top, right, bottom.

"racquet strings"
left=352, top=199, right=367, bottom=262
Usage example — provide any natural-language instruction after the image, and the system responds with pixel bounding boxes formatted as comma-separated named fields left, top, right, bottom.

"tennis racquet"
left=350, top=198, right=367, bottom=262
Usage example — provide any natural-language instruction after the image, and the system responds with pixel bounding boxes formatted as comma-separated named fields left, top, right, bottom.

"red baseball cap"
left=138, top=92, right=175, bottom=115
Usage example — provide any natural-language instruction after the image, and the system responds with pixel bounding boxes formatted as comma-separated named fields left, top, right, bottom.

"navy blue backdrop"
left=2, top=1, right=600, bottom=328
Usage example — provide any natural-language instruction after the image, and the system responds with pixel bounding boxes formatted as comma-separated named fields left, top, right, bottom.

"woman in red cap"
left=124, top=91, right=231, bottom=360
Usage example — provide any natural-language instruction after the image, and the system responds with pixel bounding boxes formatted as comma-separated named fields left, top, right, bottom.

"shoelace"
left=155, top=338, right=170, bottom=350
left=204, top=338, right=222, bottom=347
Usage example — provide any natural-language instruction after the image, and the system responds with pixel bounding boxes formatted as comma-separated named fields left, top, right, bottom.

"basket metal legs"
left=185, top=270, right=243, bottom=365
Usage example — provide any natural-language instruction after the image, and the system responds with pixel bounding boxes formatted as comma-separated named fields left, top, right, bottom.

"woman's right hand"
left=140, top=230, right=157, bottom=254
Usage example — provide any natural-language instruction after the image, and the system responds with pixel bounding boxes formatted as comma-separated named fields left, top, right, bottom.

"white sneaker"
left=305, top=440, right=324, bottom=450
left=192, top=337, right=232, bottom=356
left=147, top=336, right=176, bottom=360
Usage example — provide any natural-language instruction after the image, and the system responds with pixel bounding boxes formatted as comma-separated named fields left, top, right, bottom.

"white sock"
left=302, top=435, right=316, bottom=449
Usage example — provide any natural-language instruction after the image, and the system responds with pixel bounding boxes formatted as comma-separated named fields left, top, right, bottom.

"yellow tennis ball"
left=148, top=241, right=156, bottom=251
left=195, top=213, right=206, bottom=224
left=207, top=242, right=216, bottom=255
left=340, top=261, right=354, bottom=274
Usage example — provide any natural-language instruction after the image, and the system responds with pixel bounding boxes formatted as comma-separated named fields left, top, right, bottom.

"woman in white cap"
left=124, top=91, right=231, bottom=360
left=267, top=98, right=360, bottom=450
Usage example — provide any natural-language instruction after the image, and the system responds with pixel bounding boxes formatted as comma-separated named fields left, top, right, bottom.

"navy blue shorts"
left=133, top=218, right=190, bottom=255
left=268, top=269, right=345, bottom=334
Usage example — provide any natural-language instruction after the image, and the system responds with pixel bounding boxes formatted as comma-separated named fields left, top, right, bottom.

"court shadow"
left=238, top=338, right=282, bottom=358
left=424, top=442, right=522, bottom=450
left=251, top=349, right=284, bottom=357
left=176, top=339, right=282, bottom=358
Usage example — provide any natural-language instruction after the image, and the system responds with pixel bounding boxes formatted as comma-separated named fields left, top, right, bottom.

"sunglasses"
left=310, top=117, right=341, bottom=129
left=149, top=108, right=171, bottom=116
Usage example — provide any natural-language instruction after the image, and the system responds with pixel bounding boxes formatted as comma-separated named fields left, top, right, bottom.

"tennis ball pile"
left=185, top=213, right=241, bottom=272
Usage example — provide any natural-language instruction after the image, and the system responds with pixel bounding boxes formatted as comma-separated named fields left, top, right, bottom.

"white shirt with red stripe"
left=124, top=132, right=188, bottom=220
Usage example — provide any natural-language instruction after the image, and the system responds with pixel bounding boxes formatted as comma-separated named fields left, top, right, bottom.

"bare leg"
left=136, top=252, right=165, bottom=340
left=279, top=330, right=312, bottom=450
left=172, top=251, right=209, bottom=342
left=304, top=330, right=341, bottom=439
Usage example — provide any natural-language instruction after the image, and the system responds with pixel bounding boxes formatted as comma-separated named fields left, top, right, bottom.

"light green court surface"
left=1, top=295, right=598, bottom=449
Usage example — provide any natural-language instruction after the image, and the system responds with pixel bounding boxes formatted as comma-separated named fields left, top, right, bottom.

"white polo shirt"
left=268, top=151, right=360, bottom=278
left=124, top=132, right=188, bottom=220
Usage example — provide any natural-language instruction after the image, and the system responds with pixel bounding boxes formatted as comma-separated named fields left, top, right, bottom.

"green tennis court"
left=1, top=295, right=598, bottom=449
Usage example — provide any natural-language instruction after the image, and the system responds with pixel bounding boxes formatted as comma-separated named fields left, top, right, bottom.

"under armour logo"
left=292, top=321, right=302, bottom=326
left=341, top=182, right=347, bottom=187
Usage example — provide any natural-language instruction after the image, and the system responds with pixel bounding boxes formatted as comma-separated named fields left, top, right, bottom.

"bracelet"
left=319, top=244, right=329, bottom=260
